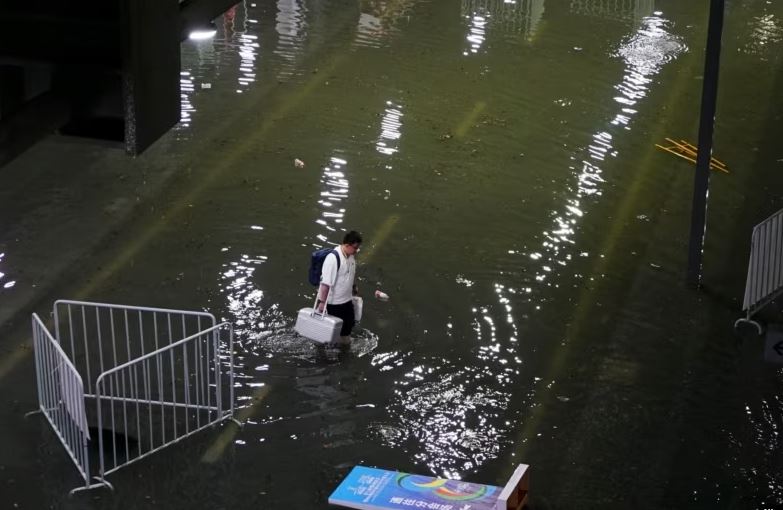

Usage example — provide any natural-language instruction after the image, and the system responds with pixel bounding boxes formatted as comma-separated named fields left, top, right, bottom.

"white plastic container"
left=352, top=296, right=363, bottom=322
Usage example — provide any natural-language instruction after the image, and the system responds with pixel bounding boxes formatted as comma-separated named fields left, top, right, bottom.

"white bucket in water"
left=352, top=296, right=363, bottom=322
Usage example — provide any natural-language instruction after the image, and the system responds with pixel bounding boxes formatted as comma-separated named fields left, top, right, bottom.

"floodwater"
left=1, top=0, right=783, bottom=508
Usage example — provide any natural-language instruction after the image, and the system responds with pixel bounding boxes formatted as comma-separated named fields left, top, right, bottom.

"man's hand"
left=317, top=300, right=326, bottom=313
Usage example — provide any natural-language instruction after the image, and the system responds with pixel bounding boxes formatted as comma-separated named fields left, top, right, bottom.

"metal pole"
left=687, top=0, right=725, bottom=286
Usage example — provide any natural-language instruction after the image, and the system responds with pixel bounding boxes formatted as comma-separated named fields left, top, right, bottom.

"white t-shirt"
left=320, top=246, right=356, bottom=305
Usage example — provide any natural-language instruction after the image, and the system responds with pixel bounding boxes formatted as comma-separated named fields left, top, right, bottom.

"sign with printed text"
left=329, top=465, right=501, bottom=510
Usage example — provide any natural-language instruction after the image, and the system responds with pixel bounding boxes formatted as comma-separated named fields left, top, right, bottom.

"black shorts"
left=326, top=300, right=355, bottom=337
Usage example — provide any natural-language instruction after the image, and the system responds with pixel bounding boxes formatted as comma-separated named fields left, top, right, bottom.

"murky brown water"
left=2, top=0, right=783, bottom=508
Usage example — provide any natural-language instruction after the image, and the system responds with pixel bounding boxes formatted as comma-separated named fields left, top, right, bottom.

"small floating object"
left=655, top=138, right=729, bottom=173
left=294, top=158, right=305, bottom=168
left=374, top=290, right=389, bottom=301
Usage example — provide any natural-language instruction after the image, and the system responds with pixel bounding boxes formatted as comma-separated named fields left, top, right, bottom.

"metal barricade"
left=30, top=300, right=236, bottom=494
left=31, top=314, right=91, bottom=484
left=736, top=209, right=783, bottom=335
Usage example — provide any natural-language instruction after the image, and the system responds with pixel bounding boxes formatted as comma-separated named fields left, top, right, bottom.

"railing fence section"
left=736, top=209, right=783, bottom=334
left=30, top=301, right=236, bottom=494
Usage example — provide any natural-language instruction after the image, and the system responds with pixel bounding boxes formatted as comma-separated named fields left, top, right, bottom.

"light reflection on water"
left=356, top=12, right=386, bottom=48
left=372, top=360, right=511, bottom=479
left=0, top=252, right=14, bottom=291
left=378, top=11, right=687, bottom=480
left=236, top=31, right=260, bottom=92
left=227, top=3, right=260, bottom=93
left=219, top=247, right=279, bottom=344
left=729, top=395, right=783, bottom=506
left=376, top=100, right=404, bottom=158
left=177, top=1, right=262, bottom=133
left=464, top=12, right=488, bottom=55
left=743, top=13, right=783, bottom=60
left=180, top=71, right=196, bottom=129
left=274, top=0, right=307, bottom=80
left=461, top=0, right=545, bottom=54
left=528, top=13, right=685, bottom=286
left=355, top=0, right=413, bottom=48
left=373, top=297, right=523, bottom=477
left=315, top=155, right=350, bottom=238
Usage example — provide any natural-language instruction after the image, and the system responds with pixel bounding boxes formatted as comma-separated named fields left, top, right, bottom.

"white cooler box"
left=295, top=307, right=343, bottom=344
left=352, top=296, right=363, bottom=322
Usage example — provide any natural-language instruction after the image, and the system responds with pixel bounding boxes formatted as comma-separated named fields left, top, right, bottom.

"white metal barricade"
left=736, top=209, right=783, bottom=335
left=30, top=300, right=236, bottom=494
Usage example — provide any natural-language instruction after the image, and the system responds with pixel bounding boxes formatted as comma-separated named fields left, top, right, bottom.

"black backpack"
left=308, top=247, right=340, bottom=286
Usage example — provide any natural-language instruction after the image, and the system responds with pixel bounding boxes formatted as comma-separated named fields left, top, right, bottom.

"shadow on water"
left=86, top=426, right=140, bottom=467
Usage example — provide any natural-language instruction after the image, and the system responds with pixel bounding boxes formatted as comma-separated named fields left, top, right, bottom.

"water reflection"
left=232, top=2, right=260, bottom=93
left=377, top=360, right=510, bottom=479
left=356, top=12, right=385, bottom=47
left=0, top=252, right=14, bottom=291
left=177, top=35, right=218, bottom=135
left=177, top=1, right=263, bottom=133
left=460, top=0, right=545, bottom=54
left=742, top=12, right=783, bottom=61
left=314, top=156, right=350, bottom=238
left=219, top=246, right=275, bottom=343
left=373, top=292, right=522, bottom=477
left=729, top=396, right=783, bottom=506
left=464, top=12, right=488, bottom=55
left=275, top=0, right=307, bottom=79
left=376, top=100, right=404, bottom=158
left=569, top=0, right=654, bottom=22
left=179, top=71, right=196, bottom=130
left=530, top=13, right=685, bottom=285
left=410, top=12, right=686, bottom=477
left=355, top=0, right=414, bottom=48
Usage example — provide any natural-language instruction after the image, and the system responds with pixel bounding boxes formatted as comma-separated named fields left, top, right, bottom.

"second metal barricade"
left=31, top=300, right=237, bottom=493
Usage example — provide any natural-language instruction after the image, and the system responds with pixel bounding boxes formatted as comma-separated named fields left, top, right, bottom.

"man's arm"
left=318, top=253, right=338, bottom=312
left=317, top=283, right=330, bottom=312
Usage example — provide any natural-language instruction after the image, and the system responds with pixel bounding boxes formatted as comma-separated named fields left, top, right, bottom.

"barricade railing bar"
left=30, top=301, right=236, bottom=494
left=32, top=314, right=91, bottom=483
left=95, top=323, right=233, bottom=478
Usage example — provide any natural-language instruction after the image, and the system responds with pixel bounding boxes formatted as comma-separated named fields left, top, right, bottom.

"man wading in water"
left=317, top=230, right=362, bottom=345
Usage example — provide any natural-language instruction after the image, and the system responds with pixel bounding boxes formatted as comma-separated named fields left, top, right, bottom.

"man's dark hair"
left=343, top=230, right=363, bottom=245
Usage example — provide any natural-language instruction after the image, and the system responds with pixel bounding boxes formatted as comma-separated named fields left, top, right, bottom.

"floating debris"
left=655, top=138, right=728, bottom=173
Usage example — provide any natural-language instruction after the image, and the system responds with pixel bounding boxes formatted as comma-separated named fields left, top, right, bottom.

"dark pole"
left=687, top=0, right=725, bottom=286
